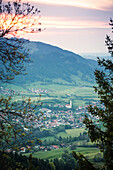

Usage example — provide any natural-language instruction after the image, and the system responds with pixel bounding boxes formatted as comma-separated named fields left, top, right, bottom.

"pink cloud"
left=40, top=16, right=109, bottom=29
left=23, top=0, right=113, bottom=11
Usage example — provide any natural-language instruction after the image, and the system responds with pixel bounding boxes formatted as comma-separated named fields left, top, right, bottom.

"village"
left=0, top=86, right=103, bottom=153
left=0, top=86, right=102, bottom=131
left=36, top=100, right=101, bottom=130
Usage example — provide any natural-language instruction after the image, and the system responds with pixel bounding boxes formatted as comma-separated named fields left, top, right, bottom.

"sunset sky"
left=7, top=0, right=113, bottom=54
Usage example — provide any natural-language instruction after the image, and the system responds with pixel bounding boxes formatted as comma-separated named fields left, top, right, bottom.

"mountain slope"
left=13, top=41, right=97, bottom=86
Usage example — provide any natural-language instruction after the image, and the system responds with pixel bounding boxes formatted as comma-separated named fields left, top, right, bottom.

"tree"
left=0, top=0, right=43, bottom=150
left=0, top=95, right=43, bottom=150
left=73, top=19, right=113, bottom=170
left=49, top=162, right=56, bottom=170
left=0, top=0, right=42, bottom=82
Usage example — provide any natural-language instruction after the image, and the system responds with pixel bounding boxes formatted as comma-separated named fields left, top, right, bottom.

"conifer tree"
left=73, top=19, right=113, bottom=170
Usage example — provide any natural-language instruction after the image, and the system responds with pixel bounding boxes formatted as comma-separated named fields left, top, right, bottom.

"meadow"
left=24, top=128, right=99, bottom=161
left=40, top=128, right=86, bottom=141
left=56, top=128, right=86, bottom=138
left=25, top=147, right=100, bottom=160
left=2, top=81, right=98, bottom=107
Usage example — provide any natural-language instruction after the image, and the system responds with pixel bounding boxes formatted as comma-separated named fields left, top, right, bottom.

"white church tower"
left=66, top=100, right=72, bottom=108
left=70, top=100, right=72, bottom=108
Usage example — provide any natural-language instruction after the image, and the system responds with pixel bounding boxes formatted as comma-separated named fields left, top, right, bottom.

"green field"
left=14, top=86, right=97, bottom=107
left=66, top=128, right=86, bottom=137
left=24, top=128, right=98, bottom=161
left=40, top=128, right=86, bottom=142
left=41, top=136, right=56, bottom=142
left=25, top=147, right=100, bottom=160
left=56, top=128, right=86, bottom=138
left=2, top=81, right=98, bottom=107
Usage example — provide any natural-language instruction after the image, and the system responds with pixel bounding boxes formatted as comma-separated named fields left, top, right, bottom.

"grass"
left=40, top=128, right=86, bottom=142
left=2, top=83, right=28, bottom=92
left=56, top=128, right=86, bottom=138
left=1, top=82, right=98, bottom=107
left=66, top=128, right=86, bottom=137
left=32, top=148, right=70, bottom=160
left=41, top=136, right=55, bottom=142
left=24, top=128, right=97, bottom=161
left=24, top=147, right=100, bottom=160
left=9, top=81, right=95, bottom=98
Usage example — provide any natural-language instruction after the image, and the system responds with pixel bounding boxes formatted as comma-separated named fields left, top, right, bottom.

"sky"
left=6, top=0, right=113, bottom=54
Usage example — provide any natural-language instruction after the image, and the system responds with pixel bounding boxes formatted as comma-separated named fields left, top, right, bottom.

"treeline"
left=0, top=150, right=103, bottom=170
left=0, top=150, right=79, bottom=170
left=0, top=150, right=78, bottom=170
left=0, top=151, right=51, bottom=170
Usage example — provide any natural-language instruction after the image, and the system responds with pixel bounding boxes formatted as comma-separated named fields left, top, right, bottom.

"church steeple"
left=70, top=100, right=72, bottom=107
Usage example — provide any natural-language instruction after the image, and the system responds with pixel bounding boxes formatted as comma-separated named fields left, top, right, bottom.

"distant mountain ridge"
left=13, top=40, right=98, bottom=86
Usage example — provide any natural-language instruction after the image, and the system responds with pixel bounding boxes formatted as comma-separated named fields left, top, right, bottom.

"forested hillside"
left=12, top=40, right=98, bottom=85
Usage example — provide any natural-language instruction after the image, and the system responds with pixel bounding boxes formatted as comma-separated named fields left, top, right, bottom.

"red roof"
left=51, top=145, right=59, bottom=149
left=40, top=146, right=44, bottom=149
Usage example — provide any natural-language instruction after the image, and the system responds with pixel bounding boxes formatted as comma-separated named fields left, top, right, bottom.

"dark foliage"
left=0, top=151, right=51, bottom=170
left=73, top=19, right=113, bottom=170
left=0, top=0, right=41, bottom=82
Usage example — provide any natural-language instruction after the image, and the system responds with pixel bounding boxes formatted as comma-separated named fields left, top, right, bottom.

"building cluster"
left=29, top=88, right=54, bottom=94
left=0, top=86, right=103, bottom=130
left=35, top=100, right=102, bottom=129
left=20, top=145, right=60, bottom=153
left=0, top=85, right=102, bottom=130
left=0, top=87, right=16, bottom=96
left=0, top=86, right=25, bottom=96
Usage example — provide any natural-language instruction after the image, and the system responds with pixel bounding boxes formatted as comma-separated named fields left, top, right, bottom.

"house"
left=6, top=149, right=11, bottom=153
left=39, top=146, right=45, bottom=150
left=50, top=145, right=59, bottom=149
left=20, top=147, right=26, bottom=153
